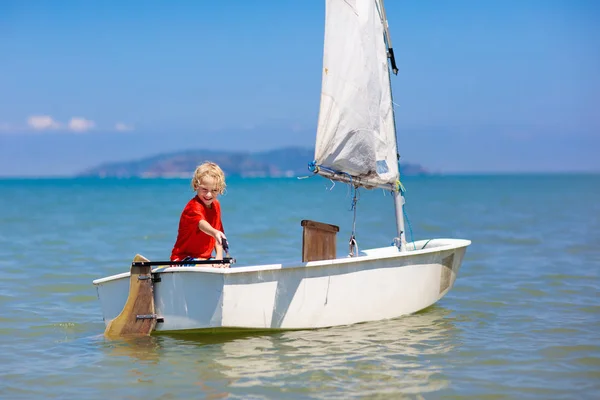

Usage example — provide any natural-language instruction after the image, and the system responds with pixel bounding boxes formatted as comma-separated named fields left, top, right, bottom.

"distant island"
left=77, top=147, right=428, bottom=178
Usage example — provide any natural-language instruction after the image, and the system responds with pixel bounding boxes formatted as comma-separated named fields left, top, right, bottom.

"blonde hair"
left=191, top=161, right=226, bottom=194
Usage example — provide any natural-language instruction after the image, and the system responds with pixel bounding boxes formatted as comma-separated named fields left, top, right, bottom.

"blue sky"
left=0, top=0, right=598, bottom=176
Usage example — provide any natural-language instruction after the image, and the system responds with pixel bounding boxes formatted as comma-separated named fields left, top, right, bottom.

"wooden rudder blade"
left=104, top=254, right=157, bottom=338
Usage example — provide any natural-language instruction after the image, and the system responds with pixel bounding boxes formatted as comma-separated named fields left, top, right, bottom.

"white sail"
left=314, top=0, right=398, bottom=187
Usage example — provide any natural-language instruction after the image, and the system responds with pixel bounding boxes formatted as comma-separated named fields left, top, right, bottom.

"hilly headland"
left=78, top=147, right=428, bottom=178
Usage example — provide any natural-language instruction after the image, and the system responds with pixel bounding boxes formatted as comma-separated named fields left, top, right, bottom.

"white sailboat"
left=94, top=0, right=470, bottom=335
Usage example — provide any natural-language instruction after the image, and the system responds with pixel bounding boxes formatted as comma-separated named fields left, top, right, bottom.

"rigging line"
left=403, top=207, right=417, bottom=250
left=350, top=185, right=358, bottom=213
left=349, top=186, right=359, bottom=257
left=310, top=162, right=356, bottom=183
left=421, top=239, right=432, bottom=250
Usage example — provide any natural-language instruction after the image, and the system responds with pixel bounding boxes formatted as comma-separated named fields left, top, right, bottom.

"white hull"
left=93, top=238, right=470, bottom=332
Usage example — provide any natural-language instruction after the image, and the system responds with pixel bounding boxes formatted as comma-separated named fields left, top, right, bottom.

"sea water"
left=0, top=175, right=598, bottom=399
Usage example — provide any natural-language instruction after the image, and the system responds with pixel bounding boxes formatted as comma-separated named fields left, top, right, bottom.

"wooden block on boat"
left=301, top=220, right=339, bottom=262
left=104, top=254, right=157, bottom=338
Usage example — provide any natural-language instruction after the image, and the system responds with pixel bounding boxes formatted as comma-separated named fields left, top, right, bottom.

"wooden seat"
left=301, top=220, right=339, bottom=262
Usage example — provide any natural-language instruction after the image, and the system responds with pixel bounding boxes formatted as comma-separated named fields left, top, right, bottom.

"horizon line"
left=1, top=171, right=599, bottom=180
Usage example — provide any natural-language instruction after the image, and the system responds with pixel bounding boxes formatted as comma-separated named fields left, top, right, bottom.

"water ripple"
left=0, top=176, right=599, bottom=399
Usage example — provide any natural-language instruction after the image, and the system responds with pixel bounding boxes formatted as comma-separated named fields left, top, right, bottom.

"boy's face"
left=196, top=176, right=219, bottom=207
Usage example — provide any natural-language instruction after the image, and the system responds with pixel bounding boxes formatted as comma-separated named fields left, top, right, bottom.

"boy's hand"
left=214, top=231, right=226, bottom=246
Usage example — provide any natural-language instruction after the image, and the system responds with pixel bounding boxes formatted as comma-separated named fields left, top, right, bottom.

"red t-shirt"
left=170, top=196, right=223, bottom=261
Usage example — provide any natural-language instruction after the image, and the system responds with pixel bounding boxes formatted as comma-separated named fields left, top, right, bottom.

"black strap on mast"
left=378, top=0, right=398, bottom=75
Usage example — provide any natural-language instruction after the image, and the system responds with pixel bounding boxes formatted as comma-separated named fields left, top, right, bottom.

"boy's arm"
left=197, top=220, right=228, bottom=268
left=214, top=242, right=224, bottom=260
left=198, top=220, right=226, bottom=261
left=198, top=220, right=226, bottom=242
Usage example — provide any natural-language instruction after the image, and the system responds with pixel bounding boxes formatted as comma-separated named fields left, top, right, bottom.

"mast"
left=378, top=0, right=406, bottom=251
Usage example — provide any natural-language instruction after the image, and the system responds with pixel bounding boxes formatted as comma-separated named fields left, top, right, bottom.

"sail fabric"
left=315, top=0, right=399, bottom=187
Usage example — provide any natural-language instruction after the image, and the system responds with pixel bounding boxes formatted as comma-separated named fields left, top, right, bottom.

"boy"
left=170, top=162, right=229, bottom=268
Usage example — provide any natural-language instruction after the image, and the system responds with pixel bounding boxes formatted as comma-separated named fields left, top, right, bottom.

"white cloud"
left=115, top=122, right=134, bottom=132
left=68, top=117, right=95, bottom=132
left=28, top=115, right=61, bottom=130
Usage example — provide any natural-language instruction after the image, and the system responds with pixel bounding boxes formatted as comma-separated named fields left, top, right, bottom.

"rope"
left=396, top=178, right=406, bottom=194
left=396, top=161, right=413, bottom=249
left=308, top=161, right=357, bottom=185
left=403, top=206, right=417, bottom=250
left=309, top=160, right=359, bottom=210
left=348, top=186, right=359, bottom=257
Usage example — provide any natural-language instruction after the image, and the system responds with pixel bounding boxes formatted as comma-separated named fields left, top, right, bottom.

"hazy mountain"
left=78, top=147, right=428, bottom=178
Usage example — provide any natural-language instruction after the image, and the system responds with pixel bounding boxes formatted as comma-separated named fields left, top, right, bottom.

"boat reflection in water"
left=107, top=306, right=461, bottom=397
